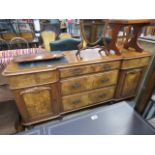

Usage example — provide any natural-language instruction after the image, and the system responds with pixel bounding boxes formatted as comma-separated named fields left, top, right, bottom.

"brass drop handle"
left=103, top=64, right=111, bottom=70
left=20, top=86, right=51, bottom=95
left=101, top=78, right=109, bottom=83
left=72, top=68, right=81, bottom=75
left=72, top=99, right=81, bottom=105
left=98, top=93, right=106, bottom=98
left=72, top=83, right=81, bottom=89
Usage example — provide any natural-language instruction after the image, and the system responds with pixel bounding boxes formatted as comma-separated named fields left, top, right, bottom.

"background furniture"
left=41, top=31, right=56, bottom=51
left=107, top=20, right=153, bottom=54
left=3, top=49, right=150, bottom=126
left=19, top=31, right=34, bottom=40
left=135, top=55, right=155, bottom=114
left=77, top=19, right=110, bottom=58
left=59, top=33, right=71, bottom=39
left=134, top=34, right=155, bottom=115
left=2, top=32, right=16, bottom=41
left=0, top=38, right=10, bottom=51
left=50, top=38, right=81, bottom=51
left=18, top=101, right=155, bottom=135
left=10, top=37, right=29, bottom=49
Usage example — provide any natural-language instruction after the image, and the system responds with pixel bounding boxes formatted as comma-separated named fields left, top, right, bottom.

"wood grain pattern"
left=61, top=75, right=93, bottom=96
left=61, top=70, right=118, bottom=96
left=8, top=70, right=58, bottom=89
left=22, top=88, right=53, bottom=118
left=3, top=48, right=151, bottom=125
left=115, top=68, right=144, bottom=99
left=62, top=86, right=115, bottom=112
left=60, top=65, right=94, bottom=78
left=92, top=70, right=118, bottom=89
left=122, top=57, right=150, bottom=69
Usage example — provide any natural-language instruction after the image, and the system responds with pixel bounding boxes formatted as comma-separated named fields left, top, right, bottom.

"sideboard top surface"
left=3, top=49, right=151, bottom=76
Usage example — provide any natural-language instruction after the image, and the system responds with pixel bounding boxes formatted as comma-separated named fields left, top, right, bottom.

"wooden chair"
left=59, top=33, right=71, bottom=40
left=2, top=32, right=17, bottom=41
left=10, top=37, right=29, bottom=49
left=0, top=38, right=10, bottom=51
left=19, top=31, right=34, bottom=40
left=41, top=31, right=56, bottom=51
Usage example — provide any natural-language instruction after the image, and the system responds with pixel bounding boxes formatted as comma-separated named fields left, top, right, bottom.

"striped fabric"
left=0, top=48, right=46, bottom=70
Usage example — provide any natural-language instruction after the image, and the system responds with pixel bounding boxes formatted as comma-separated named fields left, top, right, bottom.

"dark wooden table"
left=18, top=101, right=155, bottom=135
left=108, top=19, right=153, bottom=55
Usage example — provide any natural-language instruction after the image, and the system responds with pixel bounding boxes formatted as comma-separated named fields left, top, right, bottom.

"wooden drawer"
left=122, top=57, right=150, bottom=69
left=93, top=61, right=121, bottom=72
left=93, top=70, right=119, bottom=89
left=62, top=86, right=115, bottom=112
left=89, top=86, right=115, bottom=104
left=61, top=70, right=118, bottom=96
left=62, top=93, right=90, bottom=112
left=60, top=65, right=93, bottom=78
left=60, top=61, right=121, bottom=79
left=61, top=76, right=92, bottom=96
left=8, top=70, right=58, bottom=89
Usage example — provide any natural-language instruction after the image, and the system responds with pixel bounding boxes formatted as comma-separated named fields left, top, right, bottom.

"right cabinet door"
left=116, top=68, right=144, bottom=99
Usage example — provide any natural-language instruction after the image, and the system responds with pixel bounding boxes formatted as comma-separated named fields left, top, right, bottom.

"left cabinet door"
left=13, top=84, right=59, bottom=125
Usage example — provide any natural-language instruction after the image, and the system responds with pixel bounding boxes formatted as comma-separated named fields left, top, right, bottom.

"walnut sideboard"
left=3, top=49, right=151, bottom=126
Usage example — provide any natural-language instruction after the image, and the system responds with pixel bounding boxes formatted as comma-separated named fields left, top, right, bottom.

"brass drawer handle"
left=72, top=99, right=81, bottom=105
left=72, top=68, right=81, bottom=75
left=98, top=93, right=106, bottom=98
left=72, top=83, right=81, bottom=89
left=101, top=78, right=109, bottom=83
left=103, top=64, right=111, bottom=70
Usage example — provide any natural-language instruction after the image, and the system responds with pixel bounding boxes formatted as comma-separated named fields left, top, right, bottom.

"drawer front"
left=93, top=61, right=121, bottom=72
left=62, top=93, right=90, bottom=112
left=62, top=86, right=115, bottom=112
left=93, top=70, right=119, bottom=89
left=60, top=65, right=93, bottom=78
left=122, top=57, right=150, bottom=69
left=60, top=61, right=121, bottom=78
left=89, top=86, right=115, bottom=104
left=8, top=70, right=58, bottom=89
left=61, top=76, right=92, bottom=96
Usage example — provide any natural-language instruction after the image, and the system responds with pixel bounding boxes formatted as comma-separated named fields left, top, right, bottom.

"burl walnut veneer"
left=3, top=49, right=151, bottom=125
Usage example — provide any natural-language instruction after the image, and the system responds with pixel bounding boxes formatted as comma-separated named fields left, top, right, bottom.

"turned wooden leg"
left=124, top=25, right=143, bottom=52
left=108, top=24, right=121, bottom=55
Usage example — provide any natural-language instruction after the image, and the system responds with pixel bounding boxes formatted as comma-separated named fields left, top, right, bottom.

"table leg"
left=124, top=25, right=143, bottom=52
left=108, top=24, right=121, bottom=55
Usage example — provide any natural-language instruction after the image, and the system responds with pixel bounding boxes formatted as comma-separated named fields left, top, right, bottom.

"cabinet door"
left=14, top=84, right=59, bottom=124
left=116, top=68, right=143, bottom=99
